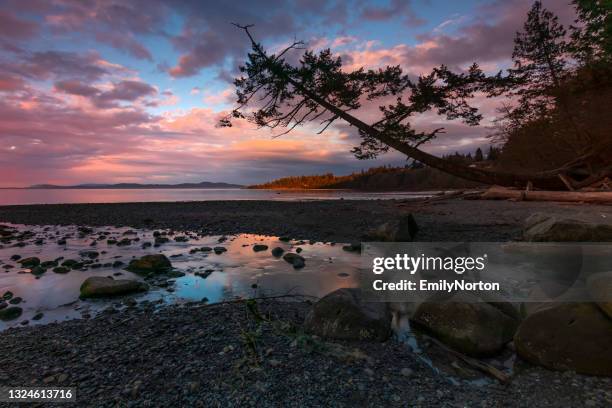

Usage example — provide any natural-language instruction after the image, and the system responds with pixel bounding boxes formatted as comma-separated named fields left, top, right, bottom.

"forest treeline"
left=249, top=147, right=500, bottom=190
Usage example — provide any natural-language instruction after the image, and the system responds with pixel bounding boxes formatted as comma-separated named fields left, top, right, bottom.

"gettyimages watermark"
left=360, top=242, right=612, bottom=303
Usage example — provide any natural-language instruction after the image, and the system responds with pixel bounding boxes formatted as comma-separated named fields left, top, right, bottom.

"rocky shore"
left=0, top=299, right=610, bottom=407
left=0, top=198, right=610, bottom=242
left=1, top=198, right=611, bottom=407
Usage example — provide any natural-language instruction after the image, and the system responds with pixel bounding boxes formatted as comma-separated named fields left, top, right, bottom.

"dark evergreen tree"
left=570, top=0, right=612, bottom=65
left=507, top=1, right=569, bottom=124
left=474, top=147, right=484, bottom=162
left=487, top=146, right=500, bottom=161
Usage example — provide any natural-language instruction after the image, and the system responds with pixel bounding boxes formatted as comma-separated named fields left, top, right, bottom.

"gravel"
left=0, top=299, right=609, bottom=407
left=1, top=199, right=610, bottom=242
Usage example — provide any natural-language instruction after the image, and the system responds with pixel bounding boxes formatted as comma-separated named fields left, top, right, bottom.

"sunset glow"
left=0, top=0, right=577, bottom=187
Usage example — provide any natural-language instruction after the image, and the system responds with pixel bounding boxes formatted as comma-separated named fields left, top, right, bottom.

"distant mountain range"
left=27, top=181, right=243, bottom=189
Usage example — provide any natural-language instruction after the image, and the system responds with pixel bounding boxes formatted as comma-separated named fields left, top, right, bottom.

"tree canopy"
left=222, top=1, right=611, bottom=190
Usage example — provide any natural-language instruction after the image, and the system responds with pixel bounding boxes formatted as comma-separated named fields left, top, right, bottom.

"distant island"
left=26, top=181, right=243, bottom=189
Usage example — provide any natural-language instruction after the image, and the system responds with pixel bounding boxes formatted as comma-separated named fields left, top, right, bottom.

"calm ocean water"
left=0, top=188, right=436, bottom=205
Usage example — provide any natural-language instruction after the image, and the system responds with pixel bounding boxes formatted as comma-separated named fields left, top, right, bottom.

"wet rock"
left=175, top=236, right=189, bottom=242
left=0, top=301, right=7, bottom=309
left=18, top=257, right=40, bottom=267
left=523, top=213, right=612, bottom=241
left=30, top=266, right=46, bottom=276
left=166, top=270, right=185, bottom=278
left=514, top=303, right=612, bottom=376
left=78, top=226, right=94, bottom=235
left=271, top=247, right=285, bottom=257
left=32, top=312, right=44, bottom=320
left=9, top=297, right=22, bottom=305
left=411, top=292, right=520, bottom=357
left=80, top=276, right=149, bottom=298
left=61, top=259, right=79, bottom=268
left=40, top=260, right=58, bottom=268
left=154, top=237, right=170, bottom=246
left=2, top=291, right=13, bottom=300
left=253, top=244, right=268, bottom=252
left=53, top=266, right=70, bottom=274
left=365, top=214, right=419, bottom=242
left=79, top=250, right=99, bottom=259
left=0, top=306, right=22, bottom=321
left=304, top=288, right=392, bottom=341
left=126, top=254, right=172, bottom=274
left=586, top=271, right=612, bottom=319
left=112, top=260, right=124, bottom=268
left=213, top=247, right=227, bottom=255
left=10, top=254, right=21, bottom=261
left=282, top=252, right=305, bottom=269
left=117, top=238, right=132, bottom=246
left=342, top=242, right=362, bottom=252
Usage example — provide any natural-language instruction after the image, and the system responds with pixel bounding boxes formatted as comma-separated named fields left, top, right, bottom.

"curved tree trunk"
left=293, top=83, right=571, bottom=189
left=245, top=32, right=609, bottom=191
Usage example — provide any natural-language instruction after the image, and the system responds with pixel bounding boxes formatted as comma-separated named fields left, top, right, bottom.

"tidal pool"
left=0, top=223, right=361, bottom=331
left=0, top=222, right=516, bottom=385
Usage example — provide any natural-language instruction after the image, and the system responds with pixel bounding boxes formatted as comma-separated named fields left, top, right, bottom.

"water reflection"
left=0, top=224, right=360, bottom=330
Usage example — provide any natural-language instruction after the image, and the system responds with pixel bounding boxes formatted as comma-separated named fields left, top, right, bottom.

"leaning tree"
left=221, top=11, right=611, bottom=190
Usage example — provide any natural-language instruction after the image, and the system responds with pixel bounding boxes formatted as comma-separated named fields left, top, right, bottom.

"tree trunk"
left=292, top=82, right=571, bottom=189
left=247, top=34, right=608, bottom=191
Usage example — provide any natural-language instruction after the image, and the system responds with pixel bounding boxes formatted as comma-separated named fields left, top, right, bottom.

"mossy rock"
left=514, top=302, right=612, bottom=376
left=80, top=276, right=149, bottom=298
left=0, top=306, right=22, bottom=321
left=126, top=254, right=172, bottom=275
left=411, top=292, right=520, bottom=357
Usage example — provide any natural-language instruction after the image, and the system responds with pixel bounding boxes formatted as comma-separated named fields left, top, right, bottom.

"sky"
left=0, top=0, right=577, bottom=187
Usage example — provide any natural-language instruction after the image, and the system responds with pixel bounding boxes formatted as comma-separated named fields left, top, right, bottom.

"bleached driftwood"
left=481, top=186, right=612, bottom=203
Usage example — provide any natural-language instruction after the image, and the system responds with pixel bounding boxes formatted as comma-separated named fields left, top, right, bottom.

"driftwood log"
left=481, top=186, right=612, bottom=203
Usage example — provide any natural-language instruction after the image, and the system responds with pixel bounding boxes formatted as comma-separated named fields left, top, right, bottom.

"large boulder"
left=80, top=276, right=148, bottom=298
left=126, top=254, right=172, bottom=274
left=365, top=214, right=418, bottom=242
left=304, top=288, right=392, bottom=341
left=514, top=303, right=612, bottom=376
left=523, top=213, right=612, bottom=242
left=411, top=292, right=520, bottom=357
left=587, top=271, right=612, bottom=319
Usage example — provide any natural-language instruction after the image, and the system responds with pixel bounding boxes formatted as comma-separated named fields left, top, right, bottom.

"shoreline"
left=1, top=198, right=610, bottom=242
left=1, top=199, right=611, bottom=406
